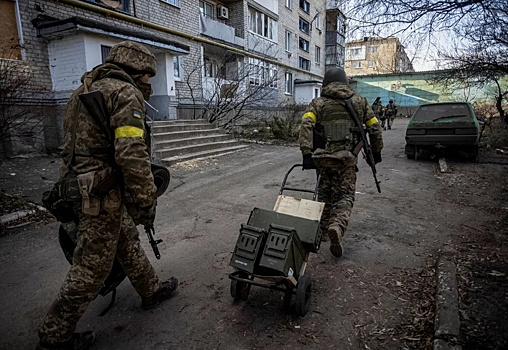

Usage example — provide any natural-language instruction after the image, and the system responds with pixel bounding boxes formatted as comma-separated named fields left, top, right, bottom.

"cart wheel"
left=295, top=275, right=312, bottom=316
left=283, top=285, right=293, bottom=311
left=230, top=273, right=251, bottom=301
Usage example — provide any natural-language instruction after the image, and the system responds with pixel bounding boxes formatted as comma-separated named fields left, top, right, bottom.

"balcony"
left=199, top=14, right=244, bottom=47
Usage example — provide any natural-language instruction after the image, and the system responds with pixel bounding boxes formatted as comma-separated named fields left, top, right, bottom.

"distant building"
left=345, top=37, right=414, bottom=76
left=324, top=6, right=346, bottom=70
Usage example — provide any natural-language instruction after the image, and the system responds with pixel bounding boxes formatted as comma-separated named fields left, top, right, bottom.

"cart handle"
left=279, top=164, right=321, bottom=201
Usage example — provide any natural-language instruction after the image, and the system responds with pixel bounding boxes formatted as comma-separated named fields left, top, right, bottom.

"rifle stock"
left=345, top=99, right=381, bottom=193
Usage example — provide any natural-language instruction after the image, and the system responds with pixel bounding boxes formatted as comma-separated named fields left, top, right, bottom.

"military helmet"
left=106, top=41, right=157, bottom=77
left=389, top=99, right=394, bottom=103
left=322, top=67, right=348, bottom=87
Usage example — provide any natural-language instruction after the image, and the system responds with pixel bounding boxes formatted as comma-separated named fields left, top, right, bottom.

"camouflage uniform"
left=384, top=100, right=397, bottom=130
left=38, top=42, right=161, bottom=345
left=299, top=81, right=383, bottom=255
left=372, top=98, right=384, bottom=124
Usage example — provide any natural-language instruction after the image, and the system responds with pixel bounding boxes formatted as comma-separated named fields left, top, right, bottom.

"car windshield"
left=413, top=104, right=471, bottom=122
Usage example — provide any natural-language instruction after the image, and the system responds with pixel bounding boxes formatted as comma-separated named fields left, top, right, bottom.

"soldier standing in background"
left=299, top=68, right=383, bottom=258
left=372, top=97, right=384, bottom=128
left=384, top=99, right=398, bottom=130
left=36, top=41, right=178, bottom=350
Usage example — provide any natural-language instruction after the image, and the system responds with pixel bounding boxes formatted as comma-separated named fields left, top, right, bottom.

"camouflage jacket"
left=60, top=63, right=156, bottom=208
left=299, top=82, right=383, bottom=162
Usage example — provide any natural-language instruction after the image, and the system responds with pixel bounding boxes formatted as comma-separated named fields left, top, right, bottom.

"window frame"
left=173, top=56, right=183, bottom=80
left=285, top=0, right=292, bottom=9
left=249, top=58, right=278, bottom=89
left=298, top=56, right=311, bottom=71
left=249, top=7, right=278, bottom=41
left=299, top=17, right=310, bottom=34
left=285, top=72, right=293, bottom=94
left=199, top=1, right=214, bottom=19
left=351, top=61, right=362, bottom=69
left=299, top=37, right=309, bottom=52
left=285, top=30, right=292, bottom=52
left=100, top=45, right=111, bottom=64
left=160, top=0, right=180, bottom=7
left=315, top=45, right=321, bottom=65
left=299, top=0, right=310, bottom=14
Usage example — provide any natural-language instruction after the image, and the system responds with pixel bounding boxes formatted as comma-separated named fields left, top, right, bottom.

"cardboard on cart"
left=273, top=195, right=324, bottom=221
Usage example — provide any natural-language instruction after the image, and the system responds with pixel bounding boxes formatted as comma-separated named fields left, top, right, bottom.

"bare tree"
left=182, top=49, right=281, bottom=130
left=0, top=59, right=49, bottom=157
left=345, top=0, right=508, bottom=122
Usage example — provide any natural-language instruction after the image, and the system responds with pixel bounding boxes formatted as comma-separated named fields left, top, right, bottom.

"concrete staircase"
left=150, top=119, right=249, bottom=165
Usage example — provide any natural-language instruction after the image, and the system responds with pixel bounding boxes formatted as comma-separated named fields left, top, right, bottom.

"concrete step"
left=161, top=144, right=250, bottom=165
left=150, top=119, right=205, bottom=126
left=155, top=134, right=234, bottom=148
left=152, top=129, right=225, bottom=142
left=155, top=139, right=247, bottom=159
left=151, top=123, right=215, bottom=133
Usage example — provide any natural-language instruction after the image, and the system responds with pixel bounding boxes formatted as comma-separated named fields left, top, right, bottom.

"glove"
left=302, top=154, right=316, bottom=170
left=373, top=152, right=382, bottom=164
left=127, top=202, right=156, bottom=227
left=138, top=204, right=156, bottom=227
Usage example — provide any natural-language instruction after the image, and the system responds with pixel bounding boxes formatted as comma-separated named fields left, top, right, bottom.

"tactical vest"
left=319, top=100, right=357, bottom=148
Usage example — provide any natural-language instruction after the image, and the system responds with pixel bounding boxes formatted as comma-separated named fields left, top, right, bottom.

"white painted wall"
left=295, top=84, right=320, bottom=105
left=84, top=35, right=119, bottom=70
left=152, top=53, right=175, bottom=97
left=48, top=35, right=87, bottom=91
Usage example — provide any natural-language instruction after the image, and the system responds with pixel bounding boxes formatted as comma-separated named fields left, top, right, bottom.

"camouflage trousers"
left=317, top=165, right=357, bottom=236
left=38, top=203, right=162, bottom=344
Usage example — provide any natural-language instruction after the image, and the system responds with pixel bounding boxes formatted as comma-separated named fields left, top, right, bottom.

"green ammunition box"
left=247, top=208, right=321, bottom=253
left=229, top=224, right=268, bottom=273
left=258, top=224, right=306, bottom=279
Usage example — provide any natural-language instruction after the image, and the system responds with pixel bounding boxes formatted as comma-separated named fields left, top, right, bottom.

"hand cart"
left=228, top=164, right=323, bottom=316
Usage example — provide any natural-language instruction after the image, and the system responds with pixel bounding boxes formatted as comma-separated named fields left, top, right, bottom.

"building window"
left=204, top=56, right=217, bottom=77
left=174, top=56, right=182, bottom=78
left=285, top=30, right=292, bottom=52
left=368, top=46, right=378, bottom=53
left=352, top=61, right=362, bottom=68
left=249, top=7, right=277, bottom=40
left=285, top=72, right=293, bottom=94
left=315, top=46, right=321, bottom=65
left=347, top=46, right=365, bottom=60
left=285, top=0, right=292, bottom=9
left=101, top=45, right=111, bottom=64
left=299, top=57, right=310, bottom=71
left=161, top=0, right=180, bottom=7
left=299, top=37, right=309, bottom=52
left=299, top=17, right=310, bottom=34
left=299, top=0, right=310, bottom=13
left=314, top=88, right=319, bottom=98
left=199, top=1, right=214, bottom=18
left=315, top=14, right=321, bottom=30
left=368, top=60, right=376, bottom=68
left=249, top=58, right=278, bottom=88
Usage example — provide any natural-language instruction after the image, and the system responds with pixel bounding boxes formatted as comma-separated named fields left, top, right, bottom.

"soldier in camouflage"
left=384, top=99, right=398, bottom=130
left=36, top=41, right=178, bottom=350
left=299, top=67, right=383, bottom=258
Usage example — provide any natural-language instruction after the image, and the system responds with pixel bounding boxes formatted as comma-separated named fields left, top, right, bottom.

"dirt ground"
left=0, top=119, right=507, bottom=350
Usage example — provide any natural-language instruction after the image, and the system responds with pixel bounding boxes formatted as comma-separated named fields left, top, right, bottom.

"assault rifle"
left=344, top=99, right=381, bottom=193
left=145, top=225, right=162, bottom=259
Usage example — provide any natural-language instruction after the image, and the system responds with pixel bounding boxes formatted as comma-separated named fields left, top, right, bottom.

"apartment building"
left=344, top=37, right=414, bottom=77
left=2, top=0, right=346, bottom=153
left=324, top=6, right=346, bottom=70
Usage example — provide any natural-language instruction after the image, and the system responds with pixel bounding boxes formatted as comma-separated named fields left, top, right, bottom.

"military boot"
left=142, top=277, right=179, bottom=310
left=328, top=225, right=344, bottom=258
left=35, top=331, right=95, bottom=350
